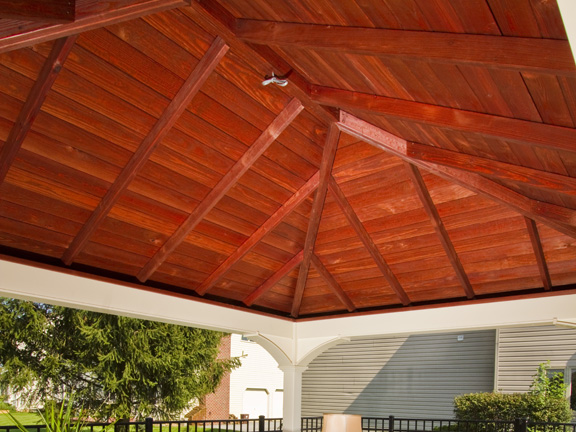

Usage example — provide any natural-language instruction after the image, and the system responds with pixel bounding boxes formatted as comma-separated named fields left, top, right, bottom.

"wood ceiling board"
left=0, top=0, right=188, bottom=54
left=402, top=284, right=466, bottom=304
left=488, top=0, right=543, bottom=37
left=235, top=19, right=574, bottom=75
left=0, top=20, right=47, bottom=39
left=1, top=0, right=575, bottom=319
left=523, top=72, right=575, bottom=127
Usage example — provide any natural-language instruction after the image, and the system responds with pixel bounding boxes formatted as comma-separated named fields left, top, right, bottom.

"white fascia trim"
left=294, top=294, right=576, bottom=340
left=0, top=258, right=293, bottom=338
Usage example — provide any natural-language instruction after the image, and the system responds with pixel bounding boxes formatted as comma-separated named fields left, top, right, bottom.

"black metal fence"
left=3, top=416, right=575, bottom=432
left=0, top=416, right=283, bottom=432
left=302, top=416, right=576, bottom=432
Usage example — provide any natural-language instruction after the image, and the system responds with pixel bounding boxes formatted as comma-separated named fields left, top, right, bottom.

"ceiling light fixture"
left=262, top=72, right=288, bottom=87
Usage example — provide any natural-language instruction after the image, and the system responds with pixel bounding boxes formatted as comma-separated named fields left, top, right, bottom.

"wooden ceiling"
left=1, top=0, right=576, bottom=320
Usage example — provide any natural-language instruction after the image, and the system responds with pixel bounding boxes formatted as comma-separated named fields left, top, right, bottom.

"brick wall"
left=204, top=334, right=231, bottom=420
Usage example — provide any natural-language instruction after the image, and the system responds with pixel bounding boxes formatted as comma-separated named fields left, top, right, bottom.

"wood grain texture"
left=0, top=36, right=76, bottom=184
left=235, top=19, right=575, bottom=75
left=196, top=171, right=319, bottom=295
left=524, top=217, right=552, bottom=291
left=62, top=36, right=229, bottom=265
left=328, top=176, right=411, bottom=305
left=0, top=0, right=187, bottom=53
left=0, top=0, right=76, bottom=22
left=292, top=123, right=340, bottom=317
left=138, top=97, right=304, bottom=282
left=404, top=162, right=475, bottom=299
left=2, top=0, right=576, bottom=319
left=313, top=85, right=576, bottom=153
left=338, top=112, right=576, bottom=238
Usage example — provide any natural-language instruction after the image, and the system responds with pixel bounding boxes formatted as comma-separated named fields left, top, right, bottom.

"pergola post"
left=279, top=365, right=308, bottom=432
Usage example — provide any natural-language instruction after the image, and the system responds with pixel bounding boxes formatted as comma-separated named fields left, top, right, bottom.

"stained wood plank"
left=337, top=112, right=576, bottom=238
left=244, top=250, right=304, bottom=306
left=0, top=36, right=76, bottom=184
left=235, top=19, right=576, bottom=75
left=196, top=171, right=319, bottom=295
left=314, top=86, right=576, bottom=153
left=524, top=217, right=552, bottom=290
left=523, top=73, right=575, bottom=127
left=0, top=0, right=76, bottom=22
left=487, top=0, right=541, bottom=37
left=0, top=0, right=187, bottom=53
left=404, top=162, right=474, bottom=299
left=328, top=176, right=410, bottom=305
left=186, top=0, right=335, bottom=125
left=406, top=142, right=576, bottom=197
left=291, top=123, right=340, bottom=317
left=138, top=98, right=304, bottom=282
left=61, top=37, right=229, bottom=265
left=310, top=253, right=356, bottom=312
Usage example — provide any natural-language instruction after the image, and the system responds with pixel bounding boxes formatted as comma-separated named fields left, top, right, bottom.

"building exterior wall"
left=229, top=334, right=284, bottom=419
left=204, top=334, right=232, bottom=420
left=495, top=325, right=576, bottom=394
left=302, top=330, right=496, bottom=418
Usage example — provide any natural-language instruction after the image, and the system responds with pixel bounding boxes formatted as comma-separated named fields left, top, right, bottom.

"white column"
left=279, top=365, right=307, bottom=432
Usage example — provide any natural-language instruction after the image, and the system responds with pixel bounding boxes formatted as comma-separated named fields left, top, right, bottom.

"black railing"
left=2, top=416, right=574, bottom=432
left=302, top=416, right=576, bottom=432
left=0, top=416, right=283, bottom=432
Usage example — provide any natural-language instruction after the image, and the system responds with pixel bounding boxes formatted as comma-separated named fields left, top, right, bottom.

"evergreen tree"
left=0, top=297, right=240, bottom=420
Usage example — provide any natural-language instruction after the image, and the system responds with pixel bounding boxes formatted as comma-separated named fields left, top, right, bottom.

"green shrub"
left=454, top=393, right=572, bottom=423
left=0, top=395, right=15, bottom=412
left=454, top=362, right=572, bottom=424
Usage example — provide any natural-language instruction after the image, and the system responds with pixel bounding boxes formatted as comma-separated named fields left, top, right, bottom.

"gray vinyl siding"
left=302, top=330, right=495, bottom=418
left=496, top=325, right=576, bottom=394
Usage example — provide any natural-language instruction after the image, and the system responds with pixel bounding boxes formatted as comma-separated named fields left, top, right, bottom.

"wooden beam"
left=243, top=250, right=304, bottom=306
left=235, top=19, right=576, bottom=75
left=404, top=162, right=475, bottom=299
left=311, top=85, right=576, bottom=154
left=524, top=217, right=552, bottom=291
left=310, top=254, right=356, bottom=312
left=338, top=112, right=576, bottom=238
left=0, top=0, right=76, bottom=23
left=196, top=171, right=320, bottom=296
left=328, top=177, right=411, bottom=306
left=291, top=123, right=340, bottom=318
left=0, top=36, right=77, bottom=185
left=0, top=0, right=187, bottom=54
left=407, top=142, right=576, bottom=197
left=138, top=97, right=304, bottom=282
left=62, top=37, right=229, bottom=265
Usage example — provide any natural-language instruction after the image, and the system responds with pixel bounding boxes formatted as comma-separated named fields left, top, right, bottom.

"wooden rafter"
left=328, top=177, right=411, bottom=306
left=243, top=250, right=304, bottom=307
left=291, top=123, right=340, bottom=318
left=0, top=0, right=76, bottom=23
left=138, top=97, right=304, bottom=282
left=407, top=143, right=576, bottom=197
left=62, top=37, right=229, bottom=266
left=338, top=112, right=576, bottom=238
left=310, top=253, right=356, bottom=312
left=524, top=217, right=552, bottom=291
left=235, top=19, right=575, bottom=75
left=404, top=162, right=475, bottom=299
left=0, top=0, right=188, bottom=54
left=196, top=171, right=320, bottom=296
left=311, top=85, right=576, bottom=154
left=0, top=36, right=77, bottom=185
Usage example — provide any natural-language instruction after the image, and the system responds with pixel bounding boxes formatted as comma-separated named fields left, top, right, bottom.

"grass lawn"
left=0, top=415, right=231, bottom=432
left=0, top=412, right=43, bottom=427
